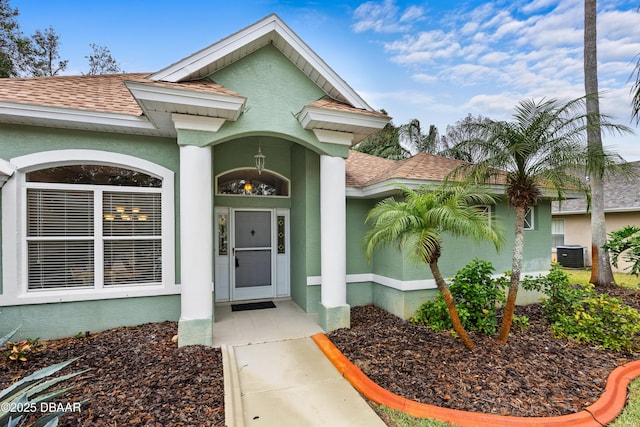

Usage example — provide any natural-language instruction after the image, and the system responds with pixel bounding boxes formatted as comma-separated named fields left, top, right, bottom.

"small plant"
left=512, top=315, right=530, bottom=331
left=6, top=337, right=45, bottom=362
left=0, top=327, right=88, bottom=427
left=413, top=259, right=506, bottom=336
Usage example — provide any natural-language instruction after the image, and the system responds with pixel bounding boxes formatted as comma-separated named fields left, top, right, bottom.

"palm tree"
left=451, top=97, right=630, bottom=343
left=584, top=0, right=615, bottom=287
left=363, top=184, right=504, bottom=349
left=633, top=56, right=640, bottom=124
left=399, top=119, right=441, bottom=155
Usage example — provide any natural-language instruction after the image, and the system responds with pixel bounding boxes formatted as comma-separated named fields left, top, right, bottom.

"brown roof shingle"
left=0, top=73, right=244, bottom=116
left=307, top=97, right=388, bottom=118
left=0, top=73, right=149, bottom=115
left=346, top=150, right=470, bottom=187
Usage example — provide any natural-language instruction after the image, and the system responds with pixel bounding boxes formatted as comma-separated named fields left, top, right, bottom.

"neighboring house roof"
left=0, top=14, right=388, bottom=142
left=552, top=161, right=640, bottom=214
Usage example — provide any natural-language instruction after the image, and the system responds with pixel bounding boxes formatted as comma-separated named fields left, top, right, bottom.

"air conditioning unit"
left=556, top=245, right=585, bottom=268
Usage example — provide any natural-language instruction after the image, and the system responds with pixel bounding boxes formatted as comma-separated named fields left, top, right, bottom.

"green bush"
left=412, top=258, right=506, bottom=336
left=551, top=288, right=640, bottom=351
left=604, top=225, right=640, bottom=276
left=522, top=265, right=640, bottom=351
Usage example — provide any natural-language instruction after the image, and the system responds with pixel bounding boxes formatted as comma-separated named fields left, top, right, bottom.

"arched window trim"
left=215, top=167, right=291, bottom=198
left=1, top=150, right=177, bottom=306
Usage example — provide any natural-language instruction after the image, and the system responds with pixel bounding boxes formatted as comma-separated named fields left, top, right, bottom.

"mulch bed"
left=0, top=321, right=224, bottom=427
left=328, top=286, right=640, bottom=418
left=2, top=287, right=639, bottom=424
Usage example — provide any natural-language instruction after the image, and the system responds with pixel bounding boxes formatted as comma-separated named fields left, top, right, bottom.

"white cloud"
left=412, top=73, right=437, bottom=83
left=351, top=0, right=640, bottom=159
left=352, top=0, right=425, bottom=33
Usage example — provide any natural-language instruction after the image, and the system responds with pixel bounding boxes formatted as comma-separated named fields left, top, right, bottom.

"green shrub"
left=412, top=258, right=506, bottom=336
left=551, top=289, right=640, bottom=351
left=522, top=265, right=640, bottom=351
left=604, top=225, right=640, bottom=276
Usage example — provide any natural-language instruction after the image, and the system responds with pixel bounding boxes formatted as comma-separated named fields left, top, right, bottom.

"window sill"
left=0, top=284, right=182, bottom=306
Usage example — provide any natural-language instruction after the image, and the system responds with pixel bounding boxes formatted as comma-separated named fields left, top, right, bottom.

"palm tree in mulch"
left=449, top=96, right=631, bottom=344
left=363, top=184, right=504, bottom=349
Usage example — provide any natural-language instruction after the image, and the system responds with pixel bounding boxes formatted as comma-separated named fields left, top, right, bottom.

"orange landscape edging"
left=311, top=333, right=640, bottom=427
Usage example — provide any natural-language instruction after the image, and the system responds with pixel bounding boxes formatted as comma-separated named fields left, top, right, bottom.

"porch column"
left=178, top=144, right=213, bottom=346
left=319, top=154, right=350, bottom=331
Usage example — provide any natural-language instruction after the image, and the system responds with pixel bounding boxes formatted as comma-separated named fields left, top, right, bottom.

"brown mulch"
left=328, top=286, right=640, bottom=418
left=0, top=321, right=224, bottom=427
left=2, top=287, right=639, bottom=424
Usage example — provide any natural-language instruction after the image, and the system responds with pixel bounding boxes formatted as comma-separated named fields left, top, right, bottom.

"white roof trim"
left=553, top=206, right=640, bottom=215
left=346, top=179, right=507, bottom=199
left=149, top=14, right=374, bottom=111
left=125, top=81, right=246, bottom=120
left=298, top=105, right=389, bottom=131
left=0, top=101, right=156, bottom=131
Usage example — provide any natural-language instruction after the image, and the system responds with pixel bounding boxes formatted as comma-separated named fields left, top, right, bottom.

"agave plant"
left=0, top=327, right=88, bottom=427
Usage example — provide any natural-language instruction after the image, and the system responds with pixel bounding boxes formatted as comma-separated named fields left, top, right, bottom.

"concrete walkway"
left=215, top=299, right=385, bottom=427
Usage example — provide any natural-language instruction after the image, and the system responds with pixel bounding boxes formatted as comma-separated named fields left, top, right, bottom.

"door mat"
left=231, top=301, right=276, bottom=312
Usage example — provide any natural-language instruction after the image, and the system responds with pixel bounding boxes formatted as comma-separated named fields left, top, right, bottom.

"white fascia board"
left=149, top=14, right=373, bottom=111
left=312, top=129, right=353, bottom=146
left=346, top=179, right=506, bottom=199
left=149, top=15, right=278, bottom=82
left=172, top=113, right=226, bottom=132
left=268, top=18, right=373, bottom=110
left=126, top=82, right=245, bottom=119
left=298, top=105, right=388, bottom=131
left=0, top=101, right=155, bottom=131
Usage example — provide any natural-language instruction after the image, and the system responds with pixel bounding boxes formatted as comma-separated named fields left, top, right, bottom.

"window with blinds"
left=25, top=166, right=163, bottom=291
left=27, top=189, right=95, bottom=289
left=103, top=192, right=162, bottom=286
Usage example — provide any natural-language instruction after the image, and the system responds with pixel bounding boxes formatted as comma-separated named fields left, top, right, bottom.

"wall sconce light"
left=254, top=144, right=265, bottom=175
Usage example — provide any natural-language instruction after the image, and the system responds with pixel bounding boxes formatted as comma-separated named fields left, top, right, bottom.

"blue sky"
left=12, top=0, right=640, bottom=160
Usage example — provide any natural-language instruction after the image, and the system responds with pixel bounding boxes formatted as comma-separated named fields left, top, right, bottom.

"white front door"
left=231, top=209, right=275, bottom=300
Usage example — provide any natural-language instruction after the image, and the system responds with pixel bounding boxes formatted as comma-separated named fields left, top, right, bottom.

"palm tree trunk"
left=429, top=260, right=475, bottom=350
left=497, top=205, right=526, bottom=343
left=584, top=0, right=615, bottom=287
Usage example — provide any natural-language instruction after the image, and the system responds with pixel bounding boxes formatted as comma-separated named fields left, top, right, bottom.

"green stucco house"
left=0, top=15, right=552, bottom=346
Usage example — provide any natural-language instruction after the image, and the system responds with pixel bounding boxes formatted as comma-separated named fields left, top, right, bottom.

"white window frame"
left=552, top=219, right=565, bottom=248
left=2, top=150, right=177, bottom=306
left=524, top=207, right=535, bottom=230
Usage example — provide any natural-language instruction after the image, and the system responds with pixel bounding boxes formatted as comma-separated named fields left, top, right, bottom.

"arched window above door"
left=216, top=168, right=290, bottom=197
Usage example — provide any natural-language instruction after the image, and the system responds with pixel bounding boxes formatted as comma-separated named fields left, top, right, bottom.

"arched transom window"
left=216, top=169, right=290, bottom=197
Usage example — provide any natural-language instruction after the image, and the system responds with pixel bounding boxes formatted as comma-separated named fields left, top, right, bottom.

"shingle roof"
left=0, top=73, right=245, bottom=116
left=552, top=161, right=640, bottom=213
left=346, top=150, right=470, bottom=187
left=307, top=97, right=388, bottom=118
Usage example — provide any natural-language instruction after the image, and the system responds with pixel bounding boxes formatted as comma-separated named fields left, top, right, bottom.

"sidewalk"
left=215, top=300, right=385, bottom=426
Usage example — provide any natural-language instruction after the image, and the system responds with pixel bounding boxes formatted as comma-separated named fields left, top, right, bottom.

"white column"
left=320, top=155, right=347, bottom=307
left=178, top=144, right=213, bottom=345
